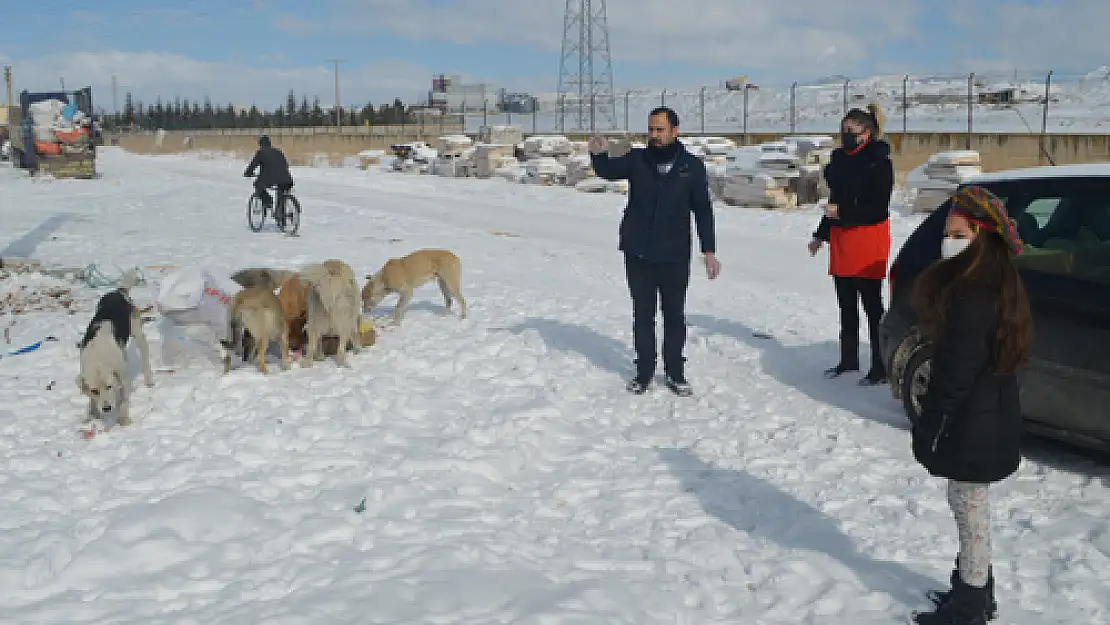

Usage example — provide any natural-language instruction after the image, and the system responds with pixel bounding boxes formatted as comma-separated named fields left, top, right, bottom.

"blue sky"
left=2, top=0, right=1107, bottom=109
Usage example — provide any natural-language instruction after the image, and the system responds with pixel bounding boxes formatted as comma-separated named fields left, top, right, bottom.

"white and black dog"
left=76, top=269, right=154, bottom=426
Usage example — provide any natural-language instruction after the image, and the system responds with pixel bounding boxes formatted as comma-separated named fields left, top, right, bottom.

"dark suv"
left=879, top=164, right=1110, bottom=454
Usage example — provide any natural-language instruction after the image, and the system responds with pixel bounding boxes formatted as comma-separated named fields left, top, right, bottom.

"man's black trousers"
left=254, top=178, right=274, bottom=207
left=624, top=254, right=690, bottom=379
left=833, top=275, right=884, bottom=370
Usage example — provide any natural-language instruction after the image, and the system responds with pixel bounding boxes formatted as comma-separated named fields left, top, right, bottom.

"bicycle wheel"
left=247, top=194, right=266, bottom=232
left=284, top=195, right=301, bottom=236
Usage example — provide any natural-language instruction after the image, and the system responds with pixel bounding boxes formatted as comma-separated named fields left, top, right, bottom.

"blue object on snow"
left=0, top=336, right=58, bottom=359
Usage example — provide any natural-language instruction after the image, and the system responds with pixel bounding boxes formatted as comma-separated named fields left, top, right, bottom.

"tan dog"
left=230, top=267, right=293, bottom=292
left=362, top=249, right=467, bottom=325
left=299, top=259, right=361, bottom=367
left=276, top=273, right=310, bottom=353
left=221, top=286, right=290, bottom=375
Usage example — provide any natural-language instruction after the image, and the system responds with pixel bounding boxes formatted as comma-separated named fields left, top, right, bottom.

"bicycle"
left=247, top=182, right=301, bottom=236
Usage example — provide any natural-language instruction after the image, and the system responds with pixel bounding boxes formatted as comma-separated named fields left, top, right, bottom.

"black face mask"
left=840, top=132, right=861, bottom=150
left=646, top=140, right=679, bottom=163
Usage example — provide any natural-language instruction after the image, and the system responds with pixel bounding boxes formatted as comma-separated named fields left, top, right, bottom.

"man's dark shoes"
left=665, top=374, right=693, bottom=397
left=626, top=376, right=650, bottom=394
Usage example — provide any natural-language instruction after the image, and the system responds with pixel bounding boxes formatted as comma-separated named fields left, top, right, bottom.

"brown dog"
left=222, top=286, right=290, bottom=375
left=277, top=273, right=310, bottom=352
left=362, top=249, right=467, bottom=325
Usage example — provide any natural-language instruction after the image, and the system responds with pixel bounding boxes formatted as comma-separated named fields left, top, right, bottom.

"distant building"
left=978, top=87, right=1015, bottom=105
left=501, top=92, right=536, bottom=114
left=428, top=74, right=503, bottom=113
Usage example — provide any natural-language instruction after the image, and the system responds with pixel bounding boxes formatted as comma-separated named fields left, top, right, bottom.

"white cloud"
left=5, top=1, right=1104, bottom=113
left=0, top=51, right=433, bottom=111
left=328, top=0, right=924, bottom=77
left=953, top=1, right=1110, bottom=72
left=310, top=0, right=1106, bottom=83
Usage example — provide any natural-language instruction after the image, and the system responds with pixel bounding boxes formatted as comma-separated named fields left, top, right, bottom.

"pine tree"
left=393, top=98, right=406, bottom=125
left=170, top=97, right=181, bottom=129
left=286, top=90, right=297, bottom=125
left=123, top=92, right=135, bottom=125
left=107, top=91, right=431, bottom=129
left=202, top=97, right=215, bottom=128
left=310, top=96, right=324, bottom=126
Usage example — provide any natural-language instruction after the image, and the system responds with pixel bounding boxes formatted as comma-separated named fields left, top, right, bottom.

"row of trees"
left=106, top=90, right=440, bottom=130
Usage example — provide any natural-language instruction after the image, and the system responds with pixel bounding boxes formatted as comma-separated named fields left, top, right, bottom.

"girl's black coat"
left=911, top=287, right=1023, bottom=483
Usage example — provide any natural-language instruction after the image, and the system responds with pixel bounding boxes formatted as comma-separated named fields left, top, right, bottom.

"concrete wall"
left=115, top=124, right=466, bottom=165
left=117, top=126, right=1110, bottom=175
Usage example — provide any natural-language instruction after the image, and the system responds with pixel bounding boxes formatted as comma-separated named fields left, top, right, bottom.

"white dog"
left=76, top=269, right=154, bottom=426
left=298, top=259, right=361, bottom=367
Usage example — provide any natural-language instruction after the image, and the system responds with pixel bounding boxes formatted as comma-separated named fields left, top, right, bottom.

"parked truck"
left=8, top=86, right=97, bottom=178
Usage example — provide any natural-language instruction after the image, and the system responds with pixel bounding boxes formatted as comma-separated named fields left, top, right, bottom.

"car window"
left=979, top=178, right=1110, bottom=285
left=1023, top=198, right=1062, bottom=228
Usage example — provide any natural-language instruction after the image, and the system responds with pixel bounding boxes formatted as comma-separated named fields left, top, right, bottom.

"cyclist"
left=243, top=135, right=294, bottom=227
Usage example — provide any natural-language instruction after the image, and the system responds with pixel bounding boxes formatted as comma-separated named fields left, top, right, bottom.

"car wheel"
left=901, top=348, right=931, bottom=426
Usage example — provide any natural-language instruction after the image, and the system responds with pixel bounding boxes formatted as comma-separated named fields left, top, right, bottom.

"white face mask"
left=941, top=237, right=972, bottom=259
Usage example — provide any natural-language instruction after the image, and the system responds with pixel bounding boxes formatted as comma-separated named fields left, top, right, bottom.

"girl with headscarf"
left=910, top=186, right=1032, bottom=625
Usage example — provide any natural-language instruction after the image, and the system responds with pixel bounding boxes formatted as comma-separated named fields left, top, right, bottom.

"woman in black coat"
left=808, top=103, right=895, bottom=385
left=909, top=186, right=1032, bottom=625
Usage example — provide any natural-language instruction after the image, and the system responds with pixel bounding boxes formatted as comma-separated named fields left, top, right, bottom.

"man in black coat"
left=589, top=107, right=719, bottom=396
left=244, top=135, right=294, bottom=221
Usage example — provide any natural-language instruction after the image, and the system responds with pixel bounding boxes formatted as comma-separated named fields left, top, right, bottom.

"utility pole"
left=557, top=0, right=617, bottom=131
left=325, top=59, right=347, bottom=131
left=4, top=66, right=12, bottom=109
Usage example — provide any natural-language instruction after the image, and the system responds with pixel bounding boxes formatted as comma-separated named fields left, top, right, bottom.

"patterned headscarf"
left=951, top=185, right=1024, bottom=255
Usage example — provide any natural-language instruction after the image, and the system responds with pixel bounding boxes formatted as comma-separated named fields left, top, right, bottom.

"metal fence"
left=445, top=70, right=1106, bottom=136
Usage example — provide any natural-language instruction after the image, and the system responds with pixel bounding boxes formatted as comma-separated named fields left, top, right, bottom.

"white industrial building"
left=429, top=74, right=504, bottom=113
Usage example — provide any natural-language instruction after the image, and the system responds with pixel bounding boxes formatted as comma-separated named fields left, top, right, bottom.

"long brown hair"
left=911, top=213, right=1032, bottom=375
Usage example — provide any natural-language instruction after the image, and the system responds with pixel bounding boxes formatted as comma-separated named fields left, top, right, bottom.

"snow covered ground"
left=1, top=149, right=1108, bottom=624
left=466, top=69, right=1110, bottom=134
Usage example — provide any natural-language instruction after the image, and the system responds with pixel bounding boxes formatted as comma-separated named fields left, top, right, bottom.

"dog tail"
left=318, top=275, right=347, bottom=315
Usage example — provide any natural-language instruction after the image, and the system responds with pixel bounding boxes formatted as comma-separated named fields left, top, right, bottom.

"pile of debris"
left=1, top=272, right=83, bottom=315
left=29, top=98, right=95, bottom=157
left=377, top=127, right=837, bottom=210
left=718, top=137, right=834, bottom=209
left=906, top=150, right=983, bottom=213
